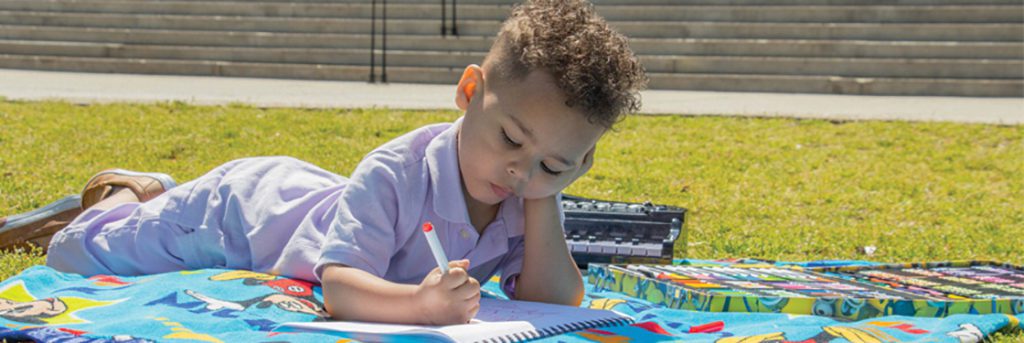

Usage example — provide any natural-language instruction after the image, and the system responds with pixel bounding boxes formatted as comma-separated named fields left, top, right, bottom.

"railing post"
left=369, top=0, right=376, bottom=83
left=451, top=0, right=458, bottom=36
left=441, top=0, right=447, bottom=37
left=381, top=0, right=387, bottom=83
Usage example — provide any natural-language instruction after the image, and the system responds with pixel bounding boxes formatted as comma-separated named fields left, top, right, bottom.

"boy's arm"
left=515, top=195, right=585, bottom=306
left=321, top=261, right=480, bottom=325
left=513, top=146, right=595, bottom=305
left=321, top=265, right=421, bottom=324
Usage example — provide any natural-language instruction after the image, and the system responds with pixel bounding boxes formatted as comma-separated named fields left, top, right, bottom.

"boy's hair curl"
left=483, top=0, right=648, bottom=129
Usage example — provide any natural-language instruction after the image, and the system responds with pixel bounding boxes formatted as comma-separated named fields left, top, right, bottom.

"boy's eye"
left=501, top=128, right=521, bottom=147
left=541, top=163, right=562, bottom=176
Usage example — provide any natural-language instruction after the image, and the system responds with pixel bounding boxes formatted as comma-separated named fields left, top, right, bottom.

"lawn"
left=1, top=99, right=1022, bottom=340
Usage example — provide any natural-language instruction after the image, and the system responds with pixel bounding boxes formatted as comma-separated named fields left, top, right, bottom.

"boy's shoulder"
left=363, top=121, right=455, bottom=170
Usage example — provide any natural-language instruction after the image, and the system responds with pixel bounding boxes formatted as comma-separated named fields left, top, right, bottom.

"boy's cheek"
left=522, top=181, right=571, bottom=200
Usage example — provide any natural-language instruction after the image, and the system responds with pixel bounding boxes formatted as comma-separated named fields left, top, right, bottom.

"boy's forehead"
left=491, top=81, right=604, bottom=163
left=492, top=70, right=570, bottom=117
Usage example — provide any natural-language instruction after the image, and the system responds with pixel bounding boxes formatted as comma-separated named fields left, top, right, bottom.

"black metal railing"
left=451, top=0, right=458, bottom=36
left=441, top=0, right=458, bottom=37
left=369, top=0, right=388, bottom=83
left=370, top=0, right=457, bottom=83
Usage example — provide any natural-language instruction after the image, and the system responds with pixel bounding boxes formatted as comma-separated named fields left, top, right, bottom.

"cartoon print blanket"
left=1, top=260, right=1020, bottom=343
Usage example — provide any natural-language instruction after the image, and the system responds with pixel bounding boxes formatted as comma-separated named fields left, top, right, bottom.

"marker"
left=422, top=222, right=450, bottom=274
left=689, top=321, right=724, bottom=334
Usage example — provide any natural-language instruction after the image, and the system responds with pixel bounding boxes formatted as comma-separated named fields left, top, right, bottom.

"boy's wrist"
left=406, top=282, right=440, bottom=324
left=522, top=195, right=560, bottom=237
left=523, top=195, right=558, bottom=209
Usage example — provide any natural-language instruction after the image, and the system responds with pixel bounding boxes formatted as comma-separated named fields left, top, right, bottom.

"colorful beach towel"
left=1, top=260, right=1020, bottom=342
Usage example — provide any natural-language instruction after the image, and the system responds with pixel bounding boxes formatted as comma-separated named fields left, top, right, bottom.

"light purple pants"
left=46, top=157, right=345, bottom=279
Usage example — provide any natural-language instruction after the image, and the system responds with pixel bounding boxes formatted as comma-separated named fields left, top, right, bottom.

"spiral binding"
left=472, top=317, right=633, bottom=343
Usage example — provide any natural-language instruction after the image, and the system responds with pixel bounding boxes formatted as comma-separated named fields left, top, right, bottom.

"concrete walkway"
left=1, top=68, right=1021, bottom=125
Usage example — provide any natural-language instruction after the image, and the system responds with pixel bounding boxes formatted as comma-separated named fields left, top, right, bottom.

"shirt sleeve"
left=496, top=193, right=567, bottom=299
left=497, top=237, right=526, bottom=299
left=315, top=151, right=405, bottom=281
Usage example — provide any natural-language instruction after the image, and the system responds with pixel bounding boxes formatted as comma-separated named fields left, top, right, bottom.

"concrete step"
left=1, top=11, right=1020, bottom=41
left=1, top=54, right=1018, bottom=96
left=648, top=72, right=1023, bottom=97
left=0, top=39, right=480, bottom=68
left=0, top=53, right=375, bottom=81
left=1, top=40, right=1018, bottom=79
left=608, top=21, right=1023, bottom=41
left=0, top=25, right=493, bottom=51
left=628, top=38, right=1024, bottom=60
left=141, top=0, right=1024, bottom=5
left=1, top=0, right=1019, bottom=23
left=0, top=11, right=503, bottom=35
left=3, top=25, right=1020, bottom=60
left=641, top=54, right=1021, bottom=79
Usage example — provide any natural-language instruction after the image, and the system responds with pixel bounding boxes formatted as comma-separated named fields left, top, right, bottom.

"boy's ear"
left=456, top=65, right=484, bottom=111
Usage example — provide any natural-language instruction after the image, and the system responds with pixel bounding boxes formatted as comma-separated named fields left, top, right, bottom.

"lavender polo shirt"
left=274, top=116, right=563, bottom=299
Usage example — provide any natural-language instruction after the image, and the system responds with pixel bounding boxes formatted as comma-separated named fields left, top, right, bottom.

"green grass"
left=0, top=246, right=45, bottom=281
left=1, top=100, right=1022, bottom=340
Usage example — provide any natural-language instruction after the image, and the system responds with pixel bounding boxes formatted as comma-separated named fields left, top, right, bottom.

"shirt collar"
left=426, top=117, right=471, bottom=225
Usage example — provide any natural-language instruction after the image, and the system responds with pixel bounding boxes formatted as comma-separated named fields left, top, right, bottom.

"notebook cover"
left=276, top=297, right=634, bottom=343
left=588, top=261, right=1024, bottom=320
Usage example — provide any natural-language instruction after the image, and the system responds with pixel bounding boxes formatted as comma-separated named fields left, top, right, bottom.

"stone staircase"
left=0, top=0, right=1020, bottom=97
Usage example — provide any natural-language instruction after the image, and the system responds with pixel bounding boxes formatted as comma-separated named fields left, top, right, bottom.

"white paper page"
left=439, top=320, right=534, bottom=342
left=277, top=298, right=632, bottom=342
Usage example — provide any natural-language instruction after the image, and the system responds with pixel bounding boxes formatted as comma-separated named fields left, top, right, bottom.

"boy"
left=0, top=0, right=646, bottom=325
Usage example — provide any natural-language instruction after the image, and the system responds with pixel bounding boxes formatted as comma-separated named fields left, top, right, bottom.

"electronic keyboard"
left=561, top=194, right=686, bottom=268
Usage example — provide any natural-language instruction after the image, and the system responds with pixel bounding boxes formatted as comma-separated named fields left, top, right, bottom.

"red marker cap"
left=689, top=321, right=724, bottom=334
left=422, top=222, right=434, bottom=233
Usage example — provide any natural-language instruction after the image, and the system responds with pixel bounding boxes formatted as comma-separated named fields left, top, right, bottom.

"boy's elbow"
left=550, top=281, right=585, bottom=307
left=561, top=268, right=585, bottom=307
left=568, top=278, right=585, bottom=307
left=320, top=277, right=341, bottom=319
left=517, top=275, right=585, bottom=307
left=319, top=264, right=354, bottom=319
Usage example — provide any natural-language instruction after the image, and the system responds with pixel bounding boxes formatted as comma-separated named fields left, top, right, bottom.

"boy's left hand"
left=570, top=146, right=595, bottom=184
left=554, top=145, right=595, bottom=195
left=525, top=146, right=595, bottom=200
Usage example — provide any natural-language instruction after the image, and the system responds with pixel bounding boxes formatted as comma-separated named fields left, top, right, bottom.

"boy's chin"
left=466, top=187, right=505, bottom=207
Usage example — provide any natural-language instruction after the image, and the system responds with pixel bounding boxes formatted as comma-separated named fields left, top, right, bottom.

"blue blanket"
left=1, top=261, right=1020, bottom=342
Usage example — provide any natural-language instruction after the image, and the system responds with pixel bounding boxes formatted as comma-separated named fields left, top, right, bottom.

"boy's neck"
left=461, top=183, right=499, bottom=235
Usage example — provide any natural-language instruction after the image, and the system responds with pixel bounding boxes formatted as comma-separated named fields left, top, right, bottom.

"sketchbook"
left=590, top=261, right=1024, bottom=320
left=275, top=297, right=634, bottom=343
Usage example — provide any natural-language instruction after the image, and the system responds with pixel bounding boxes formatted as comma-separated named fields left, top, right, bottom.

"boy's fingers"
left=443, top=267, right=469, bottom=288
left=467, top=301, right=480, bottom=320
left=465, top=288, right=481, bottom=302
left=453, top=278, right=481, bottom=300
left=447, top=259, right=470, bottom=269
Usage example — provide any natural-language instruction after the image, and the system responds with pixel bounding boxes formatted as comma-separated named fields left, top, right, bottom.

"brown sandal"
left=0, top=169, right=177, bottom=253
left=80, top=169, right=177, bottom=209
left=0, top=195, right=82, bottom=252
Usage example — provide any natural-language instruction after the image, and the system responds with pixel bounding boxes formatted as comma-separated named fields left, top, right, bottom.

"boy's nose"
left=506, top=167, right=529, bottom=192
left=506, top=167, right=522, bottom=180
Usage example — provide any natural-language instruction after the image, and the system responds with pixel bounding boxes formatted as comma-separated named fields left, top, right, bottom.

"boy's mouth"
left=490, top=183, right=512, bottom=199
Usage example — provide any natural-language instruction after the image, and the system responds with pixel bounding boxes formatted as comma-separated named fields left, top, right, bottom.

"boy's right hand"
left=414, top=259, right=481, bottom=325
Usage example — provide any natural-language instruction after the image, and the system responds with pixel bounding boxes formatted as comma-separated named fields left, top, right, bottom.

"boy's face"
left=456, top=66, right=605, bottom=205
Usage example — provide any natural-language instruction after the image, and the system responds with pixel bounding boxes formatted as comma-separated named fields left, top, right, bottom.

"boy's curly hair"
left=482, top=0, right=648, bottom=129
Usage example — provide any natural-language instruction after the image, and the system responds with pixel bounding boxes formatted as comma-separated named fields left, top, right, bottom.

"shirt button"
left=461, top=229, right=470, bottom=239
